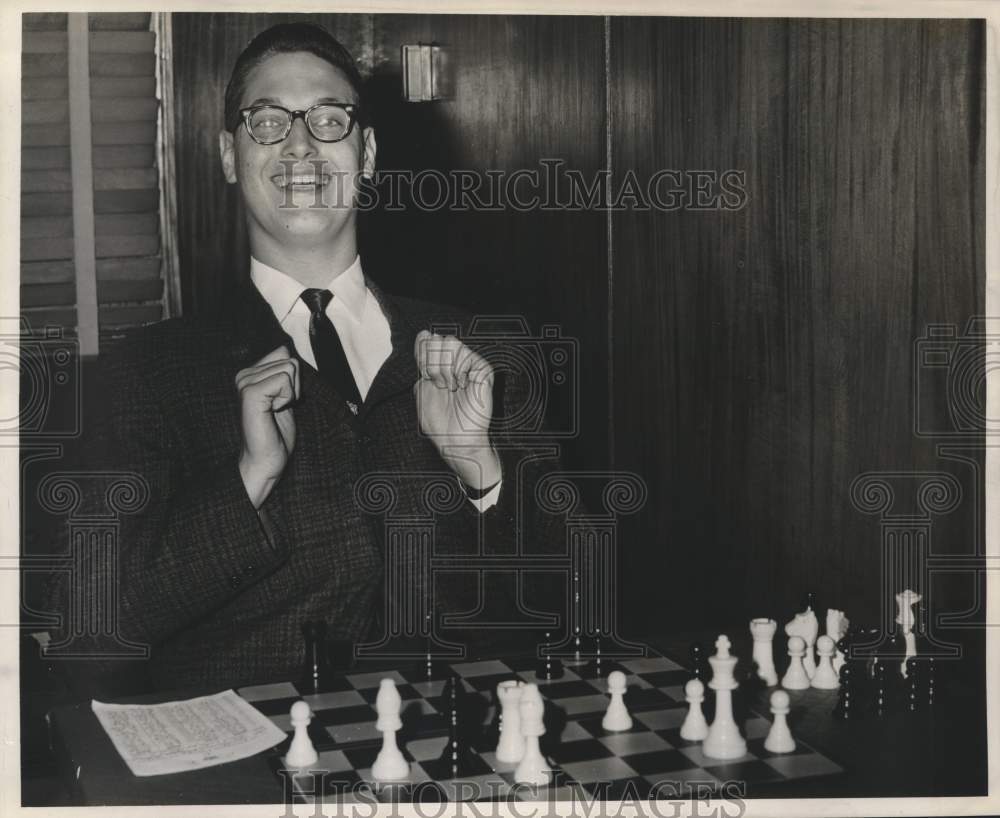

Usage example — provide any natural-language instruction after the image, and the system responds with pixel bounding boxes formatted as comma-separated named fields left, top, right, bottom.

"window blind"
left=21, top=12, right=164, bottom=353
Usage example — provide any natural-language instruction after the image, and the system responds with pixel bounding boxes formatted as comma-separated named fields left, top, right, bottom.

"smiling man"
left=45, top=23, right=563, bottom=696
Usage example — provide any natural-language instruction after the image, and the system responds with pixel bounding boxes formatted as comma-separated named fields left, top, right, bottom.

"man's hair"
left=224, top=22, right=366, bottom=133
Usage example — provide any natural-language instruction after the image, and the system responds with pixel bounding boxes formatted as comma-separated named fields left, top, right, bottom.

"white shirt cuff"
left=467, top=479, right=502, bottom=513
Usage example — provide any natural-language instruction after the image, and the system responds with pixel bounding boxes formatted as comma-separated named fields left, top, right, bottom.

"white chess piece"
left=749, top=618, right=778, bottom=686
left=602, top=670, right=633, bottom=732
left=371, top=678, right=409, bottom=782
left=284, top=700, right=319, bottom=769
left=810, top=634, right=840, bottom=689
left=763, top=690, right=796, bottom=753
left=896, top=589, right=922, bottom=677
left=679, top=678, right=709, bottom=741
left=781, top=635, right=810, bottom=690
left=702, top=634, right=747, bottom=760
left=496, top=680, right=525, bottom=763
left=826, top=609, right=850, bottom=673
left=514, top=683, right=550, bottom=785
left=785, top=610, right=818, bottom=679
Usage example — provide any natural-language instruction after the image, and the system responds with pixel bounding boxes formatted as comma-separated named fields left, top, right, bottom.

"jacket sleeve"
left=45, top=335, right=290, bottom=678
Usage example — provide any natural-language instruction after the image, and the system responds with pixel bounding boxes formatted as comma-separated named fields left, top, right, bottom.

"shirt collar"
left=250, top=255, right=368, bottom=323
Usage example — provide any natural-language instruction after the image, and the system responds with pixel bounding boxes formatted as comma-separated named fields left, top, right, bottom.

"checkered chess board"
left=238, top=653, right=843, bottom=803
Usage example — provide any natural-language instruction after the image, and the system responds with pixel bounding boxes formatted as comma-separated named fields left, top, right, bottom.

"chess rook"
left=749, top=618, right=778, bottom=686
left=496, top=680, right=526, bottom=763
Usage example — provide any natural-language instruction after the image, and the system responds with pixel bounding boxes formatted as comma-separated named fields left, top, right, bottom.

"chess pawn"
left=785, top=610, right=818, bottom=679
left=749, top=618, right=778, bottom=686
left=702, top=635, right=747, bottom=760
left=810, top=635, right=840, bottom=689
left=284, top=700, right=319, bottom=769
left=680, top=679, right=709, bottom=741
left=372, top=679, right=409, bottom=781
left=514, top=684, right=550, bottom=786
left=764, top=690, right=796, bottom=753
left=496, top=680, right=526, bottom=763
left=781, top=636, right=810, bottom=690
left=602, top=670, right=632, bottom=732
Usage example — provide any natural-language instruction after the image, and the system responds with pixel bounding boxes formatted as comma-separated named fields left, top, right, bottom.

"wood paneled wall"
left=610, top=18, right=985, bottom=627
left=169, top=15, right=984, bottom=633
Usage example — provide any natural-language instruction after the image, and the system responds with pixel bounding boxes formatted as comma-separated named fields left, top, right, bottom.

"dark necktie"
left=300, top=288, right=363, bottom=411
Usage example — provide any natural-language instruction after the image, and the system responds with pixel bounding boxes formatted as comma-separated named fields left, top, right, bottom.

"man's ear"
left=361, top=127, right=377, bottom=179
left=219, top=130, right=237, bottom=184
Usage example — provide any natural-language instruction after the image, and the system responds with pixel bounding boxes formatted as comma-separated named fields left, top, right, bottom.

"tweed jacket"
left=48, top=276, right=568, bottom=696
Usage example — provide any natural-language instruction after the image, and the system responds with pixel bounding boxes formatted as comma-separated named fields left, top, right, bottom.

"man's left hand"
left=413, top=330, right=501, bottom=490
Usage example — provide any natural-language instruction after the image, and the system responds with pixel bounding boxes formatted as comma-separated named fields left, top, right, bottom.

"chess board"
left=238, top=653, right=844, bottom=804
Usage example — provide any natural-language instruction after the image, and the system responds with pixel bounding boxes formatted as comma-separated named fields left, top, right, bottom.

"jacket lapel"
left=212, top=267, right=421, bottom=414
left=361, top=278, right=421, bottom=412
left=219, top=281, right=294, bottom=369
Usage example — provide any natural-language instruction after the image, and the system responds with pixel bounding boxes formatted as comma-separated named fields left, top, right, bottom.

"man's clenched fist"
left=236, top=345, right=299, bottom=508
left=413, top=330, right=501, bottom=490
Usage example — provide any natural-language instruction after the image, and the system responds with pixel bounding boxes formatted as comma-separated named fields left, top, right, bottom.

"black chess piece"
left=904, top=658, right=920, bottom=713
left=833, top=664, right=859, bottom=720
left=871, top=660, right=893, bottom=718
left=802, top=590, right=821, bottom=615
left=848, top=624, right=881, bottom=679
left=536, top=633, right=565, bottom=681
left=689, top=642, right=709, bottom=682
left=925, top=657, right=937, bottom=707
left=300, top=620, right=332, bottom=693
left=835, top=631, right=854, bottom=677
left=437, top=675, right=486, bottom=774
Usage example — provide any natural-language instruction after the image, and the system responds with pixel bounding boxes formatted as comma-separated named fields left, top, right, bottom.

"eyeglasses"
left=239, top=103, right=360, bottom=145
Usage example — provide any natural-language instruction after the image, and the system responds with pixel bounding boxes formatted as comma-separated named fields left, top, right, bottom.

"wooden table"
left=44, top=630, right=988, bottom=805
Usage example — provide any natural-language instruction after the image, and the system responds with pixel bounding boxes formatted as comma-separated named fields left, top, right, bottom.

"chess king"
left=44, top=22, right=570, bottom=697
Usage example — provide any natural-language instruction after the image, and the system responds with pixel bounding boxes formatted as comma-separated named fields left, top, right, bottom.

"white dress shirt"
left=250, top=255, right=501, bottom=511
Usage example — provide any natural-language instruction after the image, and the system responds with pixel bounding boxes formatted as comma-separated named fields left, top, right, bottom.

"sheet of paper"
left=92, top=689, right=287, bottom=777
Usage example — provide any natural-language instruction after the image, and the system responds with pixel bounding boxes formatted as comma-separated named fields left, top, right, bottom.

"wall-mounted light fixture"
left=401, top=43, right=451, bottom=102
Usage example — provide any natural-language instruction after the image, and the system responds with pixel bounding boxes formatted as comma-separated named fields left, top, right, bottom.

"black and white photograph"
left=4, top=1, right=997, bottom=815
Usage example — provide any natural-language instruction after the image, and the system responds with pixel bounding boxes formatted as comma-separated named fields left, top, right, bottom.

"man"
left=46, top=22, right=565, bottom=696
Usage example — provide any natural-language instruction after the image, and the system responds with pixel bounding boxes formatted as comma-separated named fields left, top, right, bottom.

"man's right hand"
left=236, top=345, right=299, bottom=509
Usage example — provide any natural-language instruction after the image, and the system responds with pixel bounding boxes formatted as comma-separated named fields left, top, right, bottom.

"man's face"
left=219, top=51, right=376, bottom=252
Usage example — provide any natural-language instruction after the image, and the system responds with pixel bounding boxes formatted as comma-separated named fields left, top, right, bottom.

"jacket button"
left=229, top=574, right=243, bottom=588
left=245, top=564, right=256, bottom=575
